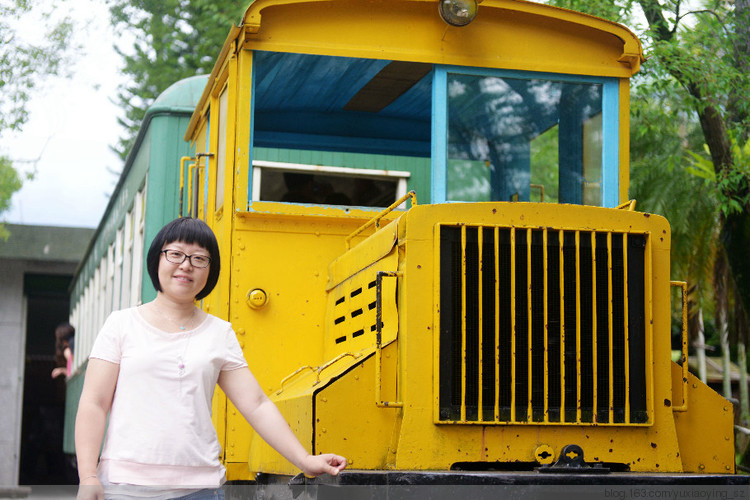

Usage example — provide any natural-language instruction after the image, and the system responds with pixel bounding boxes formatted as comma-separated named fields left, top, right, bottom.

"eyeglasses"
left=161, top=249, right=211, bottom=268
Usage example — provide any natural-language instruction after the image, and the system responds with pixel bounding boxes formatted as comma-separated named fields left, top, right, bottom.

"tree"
left=545, top=0, right=750, bottom=463
left=0, top=156, right=22, bottom=239
left=107, top=0, right=247, bottom=161
left=0, top=0, right=76, bottom=237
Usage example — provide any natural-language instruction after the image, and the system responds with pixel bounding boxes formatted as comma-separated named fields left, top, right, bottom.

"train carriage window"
left=445, top=73, right=606, bottom=205
left=251, top=160, right=410, bottom=208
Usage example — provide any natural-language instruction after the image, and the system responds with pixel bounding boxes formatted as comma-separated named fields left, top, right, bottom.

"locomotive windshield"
left=251, top=51, right=617, bottom=207
left=446, top=74, right=603, bottom=205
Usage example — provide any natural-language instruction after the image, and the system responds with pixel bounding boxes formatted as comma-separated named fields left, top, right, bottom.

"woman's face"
left=158, top=240, right=211, bottom=302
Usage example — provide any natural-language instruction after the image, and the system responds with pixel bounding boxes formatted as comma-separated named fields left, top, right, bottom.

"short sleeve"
left=89, top=311, right=123, bottom=364
left=222, top=328, right=248, bottom=371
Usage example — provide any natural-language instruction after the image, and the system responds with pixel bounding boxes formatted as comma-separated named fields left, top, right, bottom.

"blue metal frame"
left=431, top=65, right=619, bottom=207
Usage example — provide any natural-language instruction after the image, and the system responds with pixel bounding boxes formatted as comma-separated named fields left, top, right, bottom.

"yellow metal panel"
left=460, top=225, right=467, bottom=422
left=575, top=230, right=582, bottom=422
left=247, top=380, right=315, bottom=475
left=493, top=227, right=500, bottom=421
left=326, top=217, right=400, bottom=290
left=325, top=249, right=399, bottom=358
left=591, top=231, right=598, bottom=419
left=477, top=227, right=484, bottom=421
left=316, top=344, right=400, bottom=469
left=558, top=230, right=566, bottom=417
left=246, top=343, right=373, bottom=475
left=542, top=229, right=548, bottom=423
left=526, top=228, right=532, bottom=422
left=241, top=0, right=641, bottom=77
left=607, top=232, right=614, bottom=419
left=672, top=366, right=736, bottom=473
left=510, top=227, right=516, bottom=421
left=623, top=233, right=631, bottom=422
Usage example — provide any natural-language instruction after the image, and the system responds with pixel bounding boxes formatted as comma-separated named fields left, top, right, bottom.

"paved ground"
left=0, top=486, right=77, bottom=499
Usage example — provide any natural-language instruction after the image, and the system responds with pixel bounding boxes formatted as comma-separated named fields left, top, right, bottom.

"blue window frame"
left=432, top=66, right=619, bottom=207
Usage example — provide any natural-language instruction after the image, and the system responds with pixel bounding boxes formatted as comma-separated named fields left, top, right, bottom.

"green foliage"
left=0, top=0, right=75, bottom=132
left=687, top=135, right=750, bottom=217
left=107, top=0, right=247, bottom=161
left=0, top=155, right=23, bottom=239
left=530, top=126, right=560, bottom=203
left=546, top=0, right=637, bottom=23
left=629, top=90, right=719, bottom=312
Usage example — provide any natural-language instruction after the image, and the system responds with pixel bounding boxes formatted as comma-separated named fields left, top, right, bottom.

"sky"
left=2, top=0, right=125, bottom=229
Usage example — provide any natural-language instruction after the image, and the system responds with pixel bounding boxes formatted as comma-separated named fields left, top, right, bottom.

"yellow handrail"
left=615, top=199, right=637, bottom=211
left=276, top=365, right=315, bottom=395
left=345, top=191, right=417, bottom=249
left=375, top=271, right=403, bottom=408
left=179, top=156, right=195, bottom=217
left=671, top=280, right=689, bottom=412
left=530, top=183, right=545, bottom=202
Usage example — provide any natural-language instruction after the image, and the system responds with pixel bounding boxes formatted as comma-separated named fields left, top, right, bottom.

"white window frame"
left=251, top=160, right=410, bottom=206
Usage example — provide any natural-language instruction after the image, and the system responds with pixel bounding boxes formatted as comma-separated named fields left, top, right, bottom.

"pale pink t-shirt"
left=89, top=307, right=248, bottom=487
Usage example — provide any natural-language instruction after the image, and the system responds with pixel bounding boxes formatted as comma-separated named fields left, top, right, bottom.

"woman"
left=51, top=322, right=75, bottom=379
left=76, top=218, right=346, bottom=500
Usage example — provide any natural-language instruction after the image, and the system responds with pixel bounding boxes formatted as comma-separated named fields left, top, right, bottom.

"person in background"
left=75, top=218, right=347, bottom=500
left=51, top=323, right=75, bottom=379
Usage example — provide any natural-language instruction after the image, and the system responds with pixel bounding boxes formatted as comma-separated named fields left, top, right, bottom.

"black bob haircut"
left=146, top=218, right=220, bottom=300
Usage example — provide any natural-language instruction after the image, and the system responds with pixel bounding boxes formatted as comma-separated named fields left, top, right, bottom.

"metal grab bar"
left=275, top=352, right=363, bottom=395
left=671, top=280, right=689, bottom=412
left=179, top=156, right=194, bottom=217
left=376, top=271, right=403, bottom=408
left=530, top=183, right=545, bottom=202
left=276, top=365, right=315, bottom=395
left=345, top=191, right=417, bottom=249
left=615, top=199, right=637, bottom=211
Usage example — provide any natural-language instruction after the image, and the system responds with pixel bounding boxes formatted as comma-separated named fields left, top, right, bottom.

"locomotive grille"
left=438, top=224, right=650, bottom=425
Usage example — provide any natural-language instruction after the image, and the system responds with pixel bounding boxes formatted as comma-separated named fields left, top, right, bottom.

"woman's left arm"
left=218, top=367, right=347, bottom=477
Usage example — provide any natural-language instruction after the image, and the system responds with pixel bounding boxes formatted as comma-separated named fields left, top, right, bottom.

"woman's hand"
left=76, top=477, right=104, bottom=500
left=300, top=453, right=348, bottom=477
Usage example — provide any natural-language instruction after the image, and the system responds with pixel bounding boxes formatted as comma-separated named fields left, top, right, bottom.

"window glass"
left=446, top=73, right=603, bottom=205
left=253, top=162, right=410, bottom=208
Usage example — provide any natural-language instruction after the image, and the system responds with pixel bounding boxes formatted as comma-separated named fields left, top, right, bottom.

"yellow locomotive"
left=179, top=0, right=740, bottom=485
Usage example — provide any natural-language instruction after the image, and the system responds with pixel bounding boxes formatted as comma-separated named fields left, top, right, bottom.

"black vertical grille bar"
left=595, top=232, right=611, bottom=423
left=514, top=229, right=529, bottom=421
left=481, top=227, right=497, bottom=421
left=547, top=230, right=562, bottom=422
left=562, top=231, right=579, bottom=422
left=498, top=229, right=513, bottom=421
left=530, top=230, right=546, bottom=421
left=578, top=232, right=594, bottom=422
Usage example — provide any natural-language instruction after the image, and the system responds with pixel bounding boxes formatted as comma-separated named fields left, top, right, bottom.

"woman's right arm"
left=75, top=358, right=119, bottom=499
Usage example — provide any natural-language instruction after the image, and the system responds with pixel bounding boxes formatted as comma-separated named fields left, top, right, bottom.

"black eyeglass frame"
left=161, top=249, right=212, bottom=268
